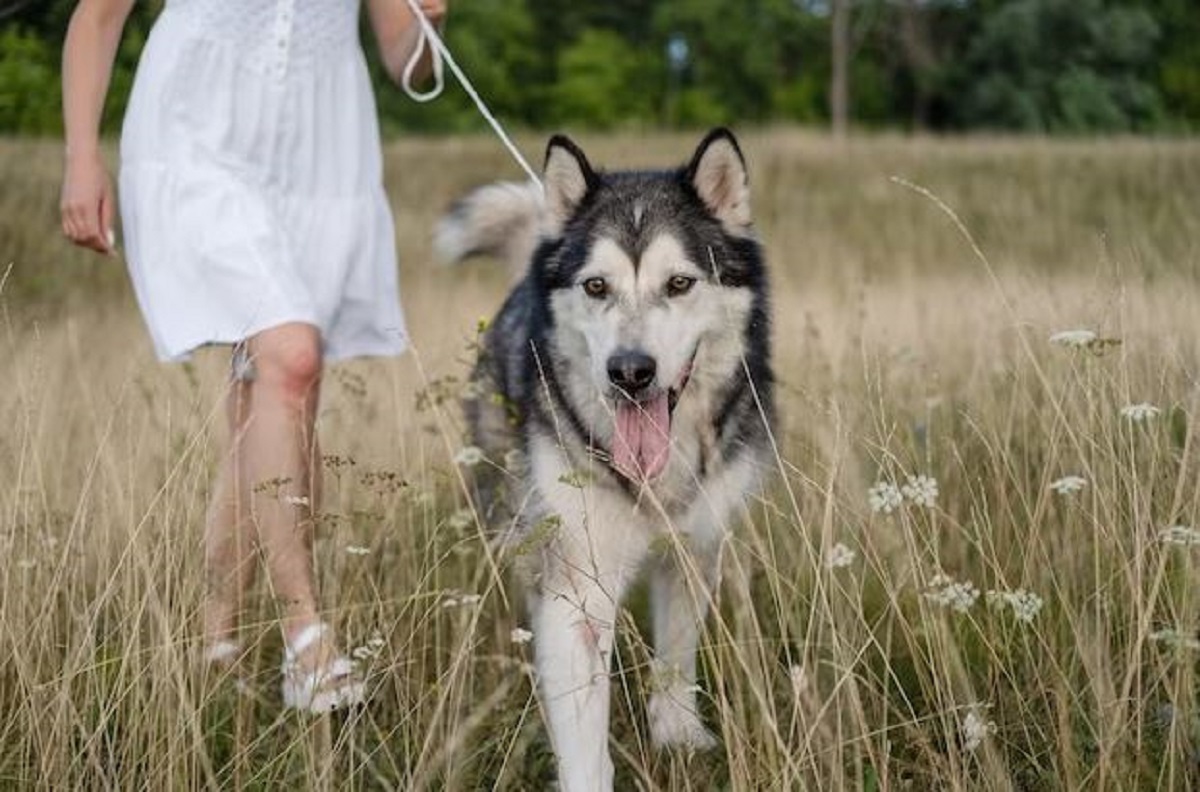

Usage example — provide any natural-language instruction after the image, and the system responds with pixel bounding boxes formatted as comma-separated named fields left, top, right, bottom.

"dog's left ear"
left=542, top=134, right=597, bottom=235
left=687, top=128, right=752, bottom=232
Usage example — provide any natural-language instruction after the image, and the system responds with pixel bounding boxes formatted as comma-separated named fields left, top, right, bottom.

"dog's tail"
left=434, top=181, right=544, bottom=281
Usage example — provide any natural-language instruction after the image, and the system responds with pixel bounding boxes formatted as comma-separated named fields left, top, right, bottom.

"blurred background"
left=1, top=0, right=1198, bottom=136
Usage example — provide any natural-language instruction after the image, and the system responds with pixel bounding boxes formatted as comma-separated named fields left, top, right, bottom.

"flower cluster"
left=503, top=449, right=525, bottom=472
left=868, top=482, right=904, bottom=514
left=1149, top=628, right=1200, bottom=651
left=1120, top=402, right=1162, bottom=423
left=960, top=704, right=997, bottom=752
left=1048, top=475, right=1087, bottom=496
left=344, top=544, right=371, bottom=556
left=902, top=475, right=940, bottom=508
left=1048, top=329, right=1097, bottom=348
left=510, top=627, right=533, bottom=645
left=868, top=475, right=939, bottom=512
left=1159, top=525, right=1200, bottom=546
left=789, top=664, right=809, bottom=697
left=453, top=445, right=485, bottom=467
left=442, top=592, right=482, bottom=608
left=826, top=542, right=856, bottom=570
left=986, top=588, right=1045, bottom=623
left=924, top=573, right=980, bottom=613
left=351, top=632, right=386, bottom=662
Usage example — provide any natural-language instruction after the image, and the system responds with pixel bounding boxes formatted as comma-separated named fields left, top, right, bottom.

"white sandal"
left=281, top=622, right=365, bottom=713
left=204, top=639, right=242, bottom=666
left=202, top=639, right=254, bottom=696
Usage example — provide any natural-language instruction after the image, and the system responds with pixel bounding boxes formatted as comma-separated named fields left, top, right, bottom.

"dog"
left=436, top=129, right=774, bottom=791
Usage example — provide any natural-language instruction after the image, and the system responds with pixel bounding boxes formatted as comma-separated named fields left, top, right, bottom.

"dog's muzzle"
left=606, top=348, right=697, bottom=482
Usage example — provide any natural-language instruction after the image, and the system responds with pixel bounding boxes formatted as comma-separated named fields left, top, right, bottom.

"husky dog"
left=437, top=129, right=773, bottom=791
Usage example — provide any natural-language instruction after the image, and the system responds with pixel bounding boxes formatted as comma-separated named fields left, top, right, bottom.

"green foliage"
left=551, top=29, right=656, bottom=129
left=958, top=0, right=1164, bottom=132
left=1, top=0, right=1196, bottom=134
left=0, top=27, right=60, bottom=134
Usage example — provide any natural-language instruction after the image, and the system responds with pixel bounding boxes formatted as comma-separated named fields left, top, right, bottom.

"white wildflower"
left=453, top=445, right=485, bottom=467
left=788, top=664, right=809, bottom=697
left=960, top=705, right=997, bottom=752
left=826, top=542, right=856, bottom=570
left=1120, top=402, right=1162, bottom=422
left=1048, top=329, right=1097, bottom=348
left=503, top=449, right=525, bottom=472
left=1160, top=525, right=1200, bottom=546
left=868, top=481, right=904, bottom=514
left=986, top=589, right=1045, bottom=623
left=1149, top=628, right=1200, bottom=651
left=924, top=574, right=979, bottom=613
left=447, top=508, right=475, bottom=531
left=442, top=592, right=482, bottom=609
left=282, top=494, right=310, bottom=507
left=351, top=631, right=386, bottom=660
left=902, top=475, right=939, bottom=508
left=345, top=545, right=371, bottom=556
left=510, top=627, right=534, bottom=645
left=1048, top=475, right=1087, bottom=496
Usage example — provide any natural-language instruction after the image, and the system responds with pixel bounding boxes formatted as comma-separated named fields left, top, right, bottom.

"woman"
left=60, top=0, right=446, bottom=712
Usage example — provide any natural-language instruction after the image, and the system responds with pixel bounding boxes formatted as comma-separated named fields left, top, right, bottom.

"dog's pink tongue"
left=613, top=394, right=671, bottom=481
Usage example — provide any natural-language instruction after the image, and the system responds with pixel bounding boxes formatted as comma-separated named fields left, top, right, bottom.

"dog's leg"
left=647, top=540, right=720, bottom=750
left=535, top=531, right=641, bottom=792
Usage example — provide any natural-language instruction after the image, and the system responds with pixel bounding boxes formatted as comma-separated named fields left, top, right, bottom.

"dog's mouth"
left=610, top=356, right=694, bottom=483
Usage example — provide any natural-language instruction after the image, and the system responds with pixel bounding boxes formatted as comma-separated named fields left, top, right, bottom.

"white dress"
left=119, top=0, right=408, bottom=362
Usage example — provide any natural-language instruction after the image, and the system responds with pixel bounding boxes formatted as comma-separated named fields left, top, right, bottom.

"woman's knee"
left=248, top=323, right=323, bottom=401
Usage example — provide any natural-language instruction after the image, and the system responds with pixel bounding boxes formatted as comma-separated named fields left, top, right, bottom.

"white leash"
left=398, top=0, right=542, bottom=188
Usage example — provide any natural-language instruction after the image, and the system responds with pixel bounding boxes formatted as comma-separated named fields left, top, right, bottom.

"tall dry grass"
left=2, top=131, right=1200, bottom=789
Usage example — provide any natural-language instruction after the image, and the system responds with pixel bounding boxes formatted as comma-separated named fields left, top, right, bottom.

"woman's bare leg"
left=203, top=322, right=352, bottom=706
left=241, top=323, right=326, bottom=638
left=202, top=374, right=256, bottom=650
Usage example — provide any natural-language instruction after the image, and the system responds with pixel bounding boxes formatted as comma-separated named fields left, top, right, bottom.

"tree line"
left=1, top=0, right=1197, bottom=136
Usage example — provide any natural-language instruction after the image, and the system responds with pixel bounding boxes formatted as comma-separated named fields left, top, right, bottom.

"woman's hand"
left=411, top=0, right=446, bottom=29
left=368, top=0, right=449, bottom=86
left=60, top=148, right=116, bottom=255
left=60, top=0, right=135, bottom=255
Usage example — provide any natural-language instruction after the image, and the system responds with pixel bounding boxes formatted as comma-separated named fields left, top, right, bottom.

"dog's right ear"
left=542, top=135, right=596, bottom=234
left=687, top=127, right=751, bottom=233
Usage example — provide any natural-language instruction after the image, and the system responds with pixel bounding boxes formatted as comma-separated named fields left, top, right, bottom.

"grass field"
left=3, top=130, right=1200, bottom=789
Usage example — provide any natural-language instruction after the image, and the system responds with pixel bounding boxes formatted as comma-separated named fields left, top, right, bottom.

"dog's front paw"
left=648, top=692, right=718, bottom=751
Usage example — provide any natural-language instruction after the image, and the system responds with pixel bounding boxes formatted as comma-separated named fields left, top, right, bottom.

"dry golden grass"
left=2, top=130, right=1200, bottom=789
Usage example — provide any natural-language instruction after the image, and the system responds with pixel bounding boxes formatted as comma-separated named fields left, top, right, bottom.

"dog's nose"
left=607, top=350, right=657, bottom=394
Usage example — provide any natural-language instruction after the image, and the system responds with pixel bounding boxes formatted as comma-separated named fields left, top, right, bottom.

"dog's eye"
left=582, top=277, right=608, bottom=299
left=666, top=275, right=696, bottom=297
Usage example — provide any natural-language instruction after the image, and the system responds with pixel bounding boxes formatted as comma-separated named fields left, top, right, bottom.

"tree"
left=551, top=29, right=657, bottom=129
left=956, top=0, right=1163, bottom=132
left=830, top=0, right=849, bottom=135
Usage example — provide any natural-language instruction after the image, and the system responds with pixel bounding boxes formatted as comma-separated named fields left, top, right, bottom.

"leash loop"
left=398, top=0, right=542, bottom=187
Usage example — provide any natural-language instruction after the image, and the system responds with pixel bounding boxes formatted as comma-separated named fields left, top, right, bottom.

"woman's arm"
left=60, top=0, right=135, bottom=254
left=366, top=0, right=447, bottom=87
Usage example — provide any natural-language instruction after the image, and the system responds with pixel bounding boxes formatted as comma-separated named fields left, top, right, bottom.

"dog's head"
left=534, top=129, right=767, bottom=482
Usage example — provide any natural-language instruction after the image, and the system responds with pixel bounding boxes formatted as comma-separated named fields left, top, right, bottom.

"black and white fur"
left=438, top=129, right=774, bottom=791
